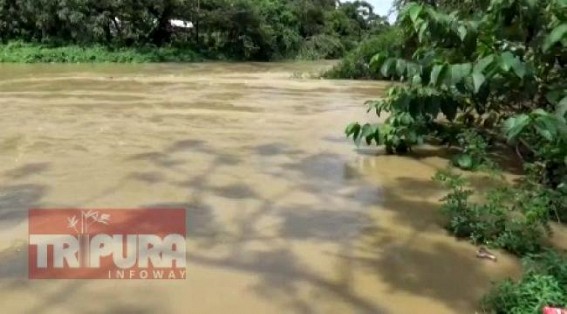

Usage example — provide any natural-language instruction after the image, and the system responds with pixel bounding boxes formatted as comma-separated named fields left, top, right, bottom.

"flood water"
left=0, top=62, right=522, bottom=313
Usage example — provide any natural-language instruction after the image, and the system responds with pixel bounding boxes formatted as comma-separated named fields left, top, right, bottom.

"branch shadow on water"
left=4, top=162, right=51, bottom=179
left=0, top=183, right=48, bottom=225
left=349, top=173, right=513, bottom=313
left=0, top=162, right=52, bottom=225
left=127, top=141, right=389, bottom=313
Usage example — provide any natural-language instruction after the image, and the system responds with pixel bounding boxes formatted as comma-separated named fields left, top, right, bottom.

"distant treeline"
left=0, top=0, right=390, bottom=61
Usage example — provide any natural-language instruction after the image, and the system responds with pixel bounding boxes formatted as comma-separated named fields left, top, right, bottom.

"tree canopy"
left=0, top=0, right=390, bottom=60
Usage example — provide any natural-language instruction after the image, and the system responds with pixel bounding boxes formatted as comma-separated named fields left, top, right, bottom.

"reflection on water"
left=0, top=62, right=521, bottom=313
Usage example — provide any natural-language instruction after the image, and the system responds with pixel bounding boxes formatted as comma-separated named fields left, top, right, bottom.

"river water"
left=0, top=62, right=522, bottom=313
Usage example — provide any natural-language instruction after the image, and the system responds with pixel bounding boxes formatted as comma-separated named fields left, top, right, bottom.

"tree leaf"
left=503, top=114, right=531, bottom=141
left=500, top=52, right=517, bottom=72
left=546, top=89, right=563, bottom=106
left=369, top=53, right=387, bottom=71
left=418, top=21, right=429, bottom=43
left=534, top=118, right=555, bottom=141
left=430, top=64, right=447, bottom=86
left=408, top=4, right=423, bottom=23
left=497, top=52, right=526, bottom=78
left=453, top=154, right=474, bottom=170
left=411, top=74, right=422, bottom=85
left=360, top=124, right=378, bottom=145
left=511, top=60, right=526, bottom=78
left=345, top=122, right=361, bottom=138
left=457, top=25, right=468, bottom=41
left=474, top=55, right=495, bottom=74
left=394, top=92, right=411, bottom=111
left=532, top=108, right=549, bottom=117
left=373, top=127, right=382, bottom=145
left=355, top=124, right=371, bottom=146
left=396, top=59, right=407, bottom=77
left=450, top=63, right=472, bottom=85
left=380, top=58, right=396, bottom=77
left=471, top=72, right=485, bottom=94
left=406, top=62, right=421, bottom=78
left=556, top=96, right=567, bottom=119
left=543, top=23, right=567, bottom=52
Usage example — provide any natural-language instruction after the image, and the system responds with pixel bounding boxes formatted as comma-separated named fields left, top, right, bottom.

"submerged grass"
left=482, top=250, right=567, bottom=314
left=434, top=169, right=567, bottom=313
left=0, top=42, right=203, bottom=63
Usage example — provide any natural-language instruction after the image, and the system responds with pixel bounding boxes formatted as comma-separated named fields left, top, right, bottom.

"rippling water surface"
left=0, top=62, right=522, bottom=313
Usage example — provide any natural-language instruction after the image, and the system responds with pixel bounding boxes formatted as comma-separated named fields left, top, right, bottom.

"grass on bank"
left=434, top=160, right=567, bottom=314
left=0, top=41, right=203, bottom=63
left=0, top=40, right=358, bottom=64
left=482, top=250, right=567, bottom=313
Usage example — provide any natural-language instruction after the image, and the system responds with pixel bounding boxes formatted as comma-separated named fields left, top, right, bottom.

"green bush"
left=452, top=130, right=495, bottom=171
left=343, top=0, right=567, bottom=311
left=296, top=34, right=345, bottom=60
left=483, top=251, right=567, bottom=314
left=433, top=170, right=551, bottom=256
left=0, top=42, right=202, bottom=63
left=323, top=27, right=404, bottom=79
left=0, top=0, right=389, bottom=62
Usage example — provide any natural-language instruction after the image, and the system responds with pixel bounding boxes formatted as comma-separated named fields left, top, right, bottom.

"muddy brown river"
left=0, top=62, right=522, bottom=313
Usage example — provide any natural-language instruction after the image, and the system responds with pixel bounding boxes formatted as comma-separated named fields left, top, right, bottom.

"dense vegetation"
left=0, top=0, right=389, bottom=62
left=0, top=41, right=202, bottom=62
left=343, top=0, right=567, bottom=312
left=323, top=26, right=404, bottom=79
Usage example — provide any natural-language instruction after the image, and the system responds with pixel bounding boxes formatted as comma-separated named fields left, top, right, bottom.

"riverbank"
left=0, top=42, right=204, bottom=63
left=0, top=41, right=346, bottom=64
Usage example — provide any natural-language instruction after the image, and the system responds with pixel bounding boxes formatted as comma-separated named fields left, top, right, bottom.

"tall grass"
left=0, top=41, right=203, bottom=63
left=482, top=251, right=567, bottom=314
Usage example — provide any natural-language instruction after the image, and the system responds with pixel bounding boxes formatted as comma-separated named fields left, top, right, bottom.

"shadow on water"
left=0, top=183, right=48, bottom=223
left=4, top=162, right=50, bottom=179
left=0, top=162, right=51, bottom=224
left=252, top=143, right=303, bottom=156
left=0, top=134, right=518, bottom=313
left=169, top=140, right=495, bottom=312
left=0, top=58, right=537, bottom=314
left=187, top=249, right=385, bottom=314
left=128, top=171, right=166, bottom=184
left=341, top=150, right=519, bottom=313
left=278, top=207, right=367, bottom=242
left=129, top=139, right=386, bottom=313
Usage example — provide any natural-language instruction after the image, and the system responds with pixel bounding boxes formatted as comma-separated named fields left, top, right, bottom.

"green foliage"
left=0, top=41, right=202, bottom=63
left=483, top=251, right=567, bottom=314
left=344, top=0, right=567, bottom=311
left=504, top=109, right=567, bottom=187
left=0, top=0, right=391, bottom=62
left=452, top=130, right=495, bottom=170
left=323, top=27, right=404, bottom=79
left=434, top=170, right=552, bottom=256
left=296, top=34, right=345, bottom=60
left=347, top=0, right=567, bottom=173
left=484, top=274, right=567, bottom=314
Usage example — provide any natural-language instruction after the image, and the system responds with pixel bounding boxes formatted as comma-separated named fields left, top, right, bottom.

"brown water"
left=0, top=62, right=521, bottom=314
